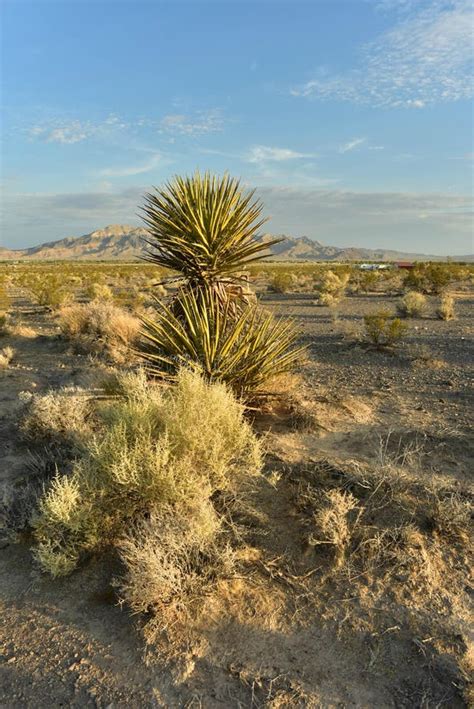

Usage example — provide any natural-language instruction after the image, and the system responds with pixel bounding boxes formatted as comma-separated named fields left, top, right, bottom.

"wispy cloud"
left=159, top=109, right=223, bottom=136
left=98, top=152, right=162, bottom=178
left=291, top=0, right=473, bottom=107
left=246, top=145, right=315, bottom=163
left=28, top=115, right=129, bottom=144
left=338, top=138, right=366, bottom=154
left=27, top=110, right=224, bottom=145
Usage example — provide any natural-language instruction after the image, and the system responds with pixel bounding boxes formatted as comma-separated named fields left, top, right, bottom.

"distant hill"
left=1, top=224, right=472, bottom=262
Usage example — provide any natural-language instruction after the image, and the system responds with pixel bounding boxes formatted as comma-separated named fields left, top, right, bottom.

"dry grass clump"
left=59, top=301, right=140, bottom=362
left=436, top=294, right=456, bottom=321
left=291, top=446, right=472, bottom=628
left=305, top=489, right=358, bottom=568
left=410, top=344, right=445, bottom=370
left=33, top=368, right=262, bottom=578
left=20, top=387, right=93, bottom=447
left=314, top=270, right=350, bottom=306
left=363, top=310, right=407, bottom=349
left=0, top=345, right=15, bottom=368
left=397, top=291, right=427, bottom=318
left=4, top=322, right=36, bottom=338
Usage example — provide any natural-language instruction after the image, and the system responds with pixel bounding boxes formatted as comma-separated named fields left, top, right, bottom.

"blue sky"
left=1, top=0, right=473, bottom=254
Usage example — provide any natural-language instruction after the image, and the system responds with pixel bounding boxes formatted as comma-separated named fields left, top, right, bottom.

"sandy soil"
left=0, top=287, right=472, bottom=707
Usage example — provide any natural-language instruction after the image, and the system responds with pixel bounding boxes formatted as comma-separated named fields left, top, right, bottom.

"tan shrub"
left=59, top=301, right=140, bottom=362
left=20, top=387, right=92, bottom=446
left=436, top=294, right=455, bottom=321
left=314, top=270, right=349, bottom=306
left=0, top=346, right=14, bottom=368
left=86, top=282, right=114, bottom=302
left=33, top=368, right=262, bottom=577
left=397, top=291, right=427, bottom=318
left=268, top=272, right=294, bottom=294
left=117, top=499, right=235, bottom=643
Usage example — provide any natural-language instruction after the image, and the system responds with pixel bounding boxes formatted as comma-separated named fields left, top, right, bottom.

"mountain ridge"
left=1, top=225, right=472, bottom=262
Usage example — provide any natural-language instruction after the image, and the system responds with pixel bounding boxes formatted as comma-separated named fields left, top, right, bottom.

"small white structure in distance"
left=358, top=263, right=392, bottom=271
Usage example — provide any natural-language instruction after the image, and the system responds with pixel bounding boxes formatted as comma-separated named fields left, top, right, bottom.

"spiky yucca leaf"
left=141, top=172, right=280, bottom=288
left=139, top=288, right=304, bottom=396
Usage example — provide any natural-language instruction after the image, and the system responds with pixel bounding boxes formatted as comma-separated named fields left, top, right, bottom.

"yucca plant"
left=140, top=287, right=303, bottom=396
left=141, top=171, right=281, bottom=306
left=139, top=172, right=303, bottom=395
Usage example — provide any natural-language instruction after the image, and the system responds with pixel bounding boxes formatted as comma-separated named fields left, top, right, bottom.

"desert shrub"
left=33, top=368, right=262, bottom=577
left=117, top=499, right=235, bottom=642
left=436, top=294, right=455, bottom=321
left=59, top=301, right=140, bottom=362
left=363, top=310, right=407, bottom=348
left=113, top=286, right=146, bottom=312
left=0, top=345, right=14, bottom=368
left=356, top=270, right=381, bottom=293
left=314, top=270, right=349, bottom=306
left=20, top=387, right=92, bottom=447
left=86, top=282, right=114, bottom=302
left=29, top=275, right=73, bottom=310
left=397, top=291, right=427, bottom=318
left=404, top=263, right=452, bottom=294
left=306, top=489, right=358, bottom=568
left=268, top=271, right=294, bottom=294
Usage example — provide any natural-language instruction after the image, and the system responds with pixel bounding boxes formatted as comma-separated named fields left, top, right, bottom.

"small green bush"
left=30, top=275, right=73, bottom=310
left=358, top=271, right=381, bottom=293
left=363, top=310, right=407, bottom=349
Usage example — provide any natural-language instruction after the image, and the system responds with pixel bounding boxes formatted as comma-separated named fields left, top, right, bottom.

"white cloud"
left=159, top=110, right=223, bottom=136
left=338, top=138, right=366, bottom=154
left=291, top=0, right=473, bottom=107
left=246, top=145, right=314, bottom=163
left=28, top=114, right=129, bottom=144
left=98, top=153, right=162, bottom=178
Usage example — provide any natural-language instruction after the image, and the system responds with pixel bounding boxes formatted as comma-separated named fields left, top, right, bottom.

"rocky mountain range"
left=1, top=224, right=471, bottom=262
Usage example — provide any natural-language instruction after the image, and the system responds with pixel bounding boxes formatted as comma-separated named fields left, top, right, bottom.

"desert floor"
left=0, top=284, right=472, bottom=708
